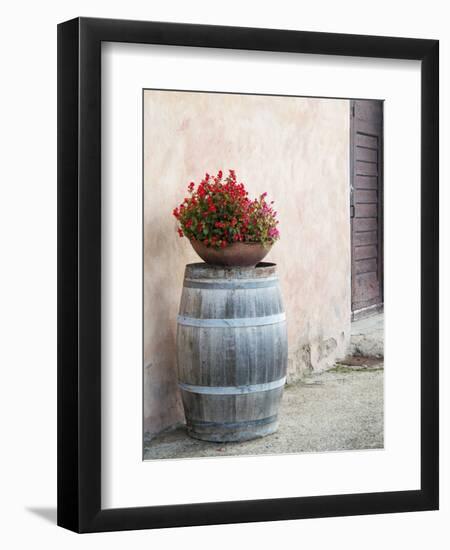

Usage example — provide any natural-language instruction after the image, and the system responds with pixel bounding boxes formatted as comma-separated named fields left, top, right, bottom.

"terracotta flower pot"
left=190, top=239, right=272, bottom=267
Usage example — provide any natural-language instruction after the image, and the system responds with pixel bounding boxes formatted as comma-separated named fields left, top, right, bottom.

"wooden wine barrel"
left=176, top=262, right=288, bottom=442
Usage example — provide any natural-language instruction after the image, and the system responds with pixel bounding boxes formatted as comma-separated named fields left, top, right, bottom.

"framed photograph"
left=57, top=17, right=439, bottom=533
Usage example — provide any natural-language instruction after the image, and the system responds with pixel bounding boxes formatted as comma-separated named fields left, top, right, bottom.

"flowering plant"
left=172, top=170, right=280, bottom=249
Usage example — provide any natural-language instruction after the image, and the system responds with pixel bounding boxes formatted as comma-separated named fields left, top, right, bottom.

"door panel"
left=355, top=161, right=378, bottom=176
left=354, top=231, right=377, bottom=246
left=355, top=204, right=378, bottom=218
left=353, top=272, right=380, bottom=302
left=350, top=99, right=384, bottom=316
left=355, top=258, right=377, bottom=275
left=354, top=245, right=378, bottom=261
left=353, top=218, right=378, bottom=232
left=356, top=148, right=378, bottom=162
left=354, top=175, right=377, bottom=189
left=354, top=190, right=377, bottom=203
left=356, top=134, right=378, bottom=148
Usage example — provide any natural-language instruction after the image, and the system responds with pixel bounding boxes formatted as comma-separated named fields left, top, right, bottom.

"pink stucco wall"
left=143, top=91, right=351, bottom=437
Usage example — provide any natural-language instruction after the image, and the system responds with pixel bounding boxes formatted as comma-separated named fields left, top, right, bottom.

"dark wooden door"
left=350, top=99, right=383, bottom=319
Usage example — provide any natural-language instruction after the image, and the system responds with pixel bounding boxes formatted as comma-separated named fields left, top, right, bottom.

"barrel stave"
left=176, top=262, right=288, bottom=442
left=177, top=324, right=287, bottom=386
left=181, top=389, right=284, bottom=423
left=179, top=286, right=284, bottom=320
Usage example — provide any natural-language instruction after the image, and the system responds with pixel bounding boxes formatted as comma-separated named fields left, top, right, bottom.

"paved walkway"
left=144, top=364, right=383, bottom=460
left=349, top=313, right=384, bottom=358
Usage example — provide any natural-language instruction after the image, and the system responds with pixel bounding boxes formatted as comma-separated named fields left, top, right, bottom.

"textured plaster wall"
left=143, top=91, right=351, bottom=437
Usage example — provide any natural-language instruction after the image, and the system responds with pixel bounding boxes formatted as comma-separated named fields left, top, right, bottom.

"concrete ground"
left=349, top=313, right=384, bottom=358
left=144, top=363, right=384, bottom=460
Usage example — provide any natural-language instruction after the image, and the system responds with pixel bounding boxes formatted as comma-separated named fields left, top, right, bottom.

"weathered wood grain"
left=351, top=100, right=384, bottom=317
left=355, top=146, right=378, bottom=163
left=353, top=217, right=378, bottom=232
left=355, top=133, right=378, bottom=149
left=356, top=160, right=378, bottom=176
left=354, top=231, right=378, bottom=246
left=355, top=258, right=378, bottom=275
left=176, top=262, right=288, bottom=442
left=354, top=189, right=377, bottom=204
left=354, top=175, right=378, bottom=190
left=355, top=204, right=378, bottom=218
left=353, top=271, right=380, bottom=302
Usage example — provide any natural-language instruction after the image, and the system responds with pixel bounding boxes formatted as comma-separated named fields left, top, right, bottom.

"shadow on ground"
left=144, top=363, right=384, bottom=460
left=26, top=507, right=57, bottom=525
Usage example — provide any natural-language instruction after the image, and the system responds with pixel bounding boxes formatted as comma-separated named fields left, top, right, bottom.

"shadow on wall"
left=143, top=208, right=186, bottom=438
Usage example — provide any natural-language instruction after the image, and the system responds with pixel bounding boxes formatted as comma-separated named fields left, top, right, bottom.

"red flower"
left=177, top=228, right=184, bottom=237
left=172, top=170, right=280, bottom=249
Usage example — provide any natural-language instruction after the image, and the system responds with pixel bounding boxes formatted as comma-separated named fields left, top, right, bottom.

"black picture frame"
left=57, top=17, right=439, bottom=533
